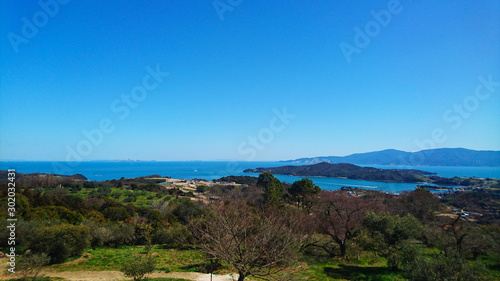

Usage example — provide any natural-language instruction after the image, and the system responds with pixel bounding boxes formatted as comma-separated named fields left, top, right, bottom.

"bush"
left=28, top=206, right=84, bottom=225
left=146, top=210, right=164, bottom=226
left=133, top=223, right=153, bottom=245
left=171, top=199, right=202, bottom=224
left=16, top=252, right=50, bottom=279
left=84, top=221, right=114, bottom=249
left=110, top=191, right=122, bottom=199
left=158, top=266, right=171, bottom=273
left=29, top=224, right=90, bottom=264
left=405, top=254, right=488, bottom=281
left=195, top=185, right=208, bottom=193
left=107, top=223, right=135, bottom=247
left=102, top=206, right=130, bottom=221
left=0, top=220, right=45, bottom=248
left=152, top=224, right=192, bottom=248
left=124, top=195, right=138, bottom=203
left=120, top=255, right=156, bottom=281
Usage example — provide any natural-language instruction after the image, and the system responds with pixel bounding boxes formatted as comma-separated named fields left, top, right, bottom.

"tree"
left=315, top=191, right=378, bottom=257
left=28, top=206, right=84, bottom=224
left=107, top=223, right=135, bottom=247
left=102, top=206, right=130, bottom=221
left=17, top=252, right=50, bottom=280
left=121, top=255, right=156, bottom=281
left=85, top=221, right=114, bottom=249
left=257, top=172, right=283, bottom=206
left=289, top=178, right=320, bottom=210
left=436, top=215, right=495, bottom=260
left=395, top=189, right=441, bottom=223
left=362, top=212, right=422, bottom=270
left=29, top=224, right=90, bottom=263
left=171, top=198, right=203, bottom=224
left=152, top=223, right=193, bottom=248
left=464, top=226, right=497, bottom=260
left=405, top=252, right=487, bottom=281
left=256, top=172, right=275, bottom=188
left=146, top=209, right=164, bottom=227
left=190, top=201, right=303, bottom=281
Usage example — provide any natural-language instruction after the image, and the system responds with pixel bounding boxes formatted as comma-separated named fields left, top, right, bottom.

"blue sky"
left=1, top=0, right=499, bottom=161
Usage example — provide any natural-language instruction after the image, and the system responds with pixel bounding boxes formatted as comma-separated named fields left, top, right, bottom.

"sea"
left=1, top=161, right=499, bottom=194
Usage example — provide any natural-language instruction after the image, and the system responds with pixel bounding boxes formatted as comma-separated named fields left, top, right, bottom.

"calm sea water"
left=1, top=161, right=499, bottom=194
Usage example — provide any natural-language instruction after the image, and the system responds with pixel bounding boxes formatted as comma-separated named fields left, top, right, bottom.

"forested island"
left=245, top=162, right=439, bottom=183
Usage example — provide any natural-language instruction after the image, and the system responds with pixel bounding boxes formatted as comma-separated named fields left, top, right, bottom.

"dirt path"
left=1, top=270, right=237, bottom=280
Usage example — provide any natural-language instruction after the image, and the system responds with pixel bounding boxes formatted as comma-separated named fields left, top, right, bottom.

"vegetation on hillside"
left=0, top=171, right=499, bottom=280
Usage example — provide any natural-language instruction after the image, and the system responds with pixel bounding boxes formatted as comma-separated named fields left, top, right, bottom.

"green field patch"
left=49, top=246, right=205, bottom=273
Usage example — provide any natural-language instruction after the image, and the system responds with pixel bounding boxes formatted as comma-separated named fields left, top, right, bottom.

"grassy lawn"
left=8, top=277, right=191, bottom=281
left=291, top=254, right=404, bottom=281
left=46, top=246, right=405, bottom=280
left=42, top=245, right=500, bottom=280
left=49, top=246, right=206, bottom=273
left=66, top=187, right=170, bottom=207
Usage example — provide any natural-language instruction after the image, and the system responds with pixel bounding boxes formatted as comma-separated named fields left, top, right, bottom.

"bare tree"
left=315, top=190, right=381, bottom=258
left=190, top=201, right=303, bottom=281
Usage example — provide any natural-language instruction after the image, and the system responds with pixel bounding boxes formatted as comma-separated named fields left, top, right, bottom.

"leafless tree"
left=190, top=201, right=304, bottom=281
left=314, top=190, right=381, bottom=258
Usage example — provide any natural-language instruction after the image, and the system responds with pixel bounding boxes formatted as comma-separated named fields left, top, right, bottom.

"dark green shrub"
left=29, top=224, right=90, bottom=264
left=152, top=224, right=192, bottom=248
left=102, top=206, right=130, bottom=221
left=158, top=266, right=171, bottom=273
left=28, top=206, right=84, bottom=224
left=120, top=255, right=156, bottom=281
left=405, top=254, right=487, bottom=281
left=133, top=223, right=153, bottom=245
left=171, top=199, right=202, bottom=224
left=107, top=223, right=135, bottom=247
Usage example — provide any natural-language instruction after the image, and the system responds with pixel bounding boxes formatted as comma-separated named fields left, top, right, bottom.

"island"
left=244, top=162, right=437, bottom=183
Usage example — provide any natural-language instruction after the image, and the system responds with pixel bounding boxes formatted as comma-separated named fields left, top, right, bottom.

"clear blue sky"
left=1, top=0, right=499, bottom=161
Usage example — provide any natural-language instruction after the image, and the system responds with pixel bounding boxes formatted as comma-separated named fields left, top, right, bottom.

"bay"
left=1, top=161, right=498, bottom=194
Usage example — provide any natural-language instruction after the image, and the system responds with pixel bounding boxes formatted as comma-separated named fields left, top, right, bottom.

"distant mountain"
left=282, top=148, right=500, bottom=166
left=244, top=163, right=436, bottom=183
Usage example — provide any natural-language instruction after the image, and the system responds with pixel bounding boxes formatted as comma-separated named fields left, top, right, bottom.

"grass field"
left=49, top=246, right=206, bottom=273
left=3, top=244, right=499, bottom=280
left=44, top=245, right=500, bottom=281
left=8, top=277, right=191, bottom=281
left=44, top=246, right=405, bottom=280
